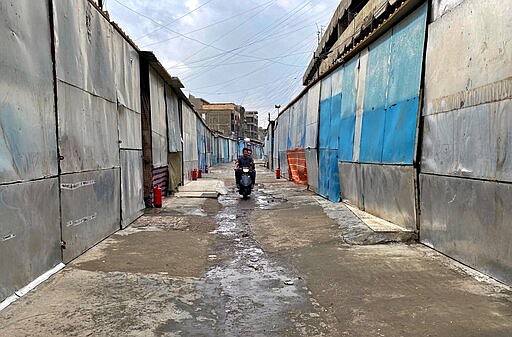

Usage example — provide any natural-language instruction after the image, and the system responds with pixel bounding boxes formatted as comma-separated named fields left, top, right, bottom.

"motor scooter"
left=238, top=167, right=253, bottom=199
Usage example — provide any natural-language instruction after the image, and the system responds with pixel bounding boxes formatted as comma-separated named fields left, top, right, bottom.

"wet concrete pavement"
left=1, top=163, right=512, bottom=336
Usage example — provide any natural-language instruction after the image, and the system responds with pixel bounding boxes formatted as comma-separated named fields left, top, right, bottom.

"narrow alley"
left=1, top=163, right=511, bottom=337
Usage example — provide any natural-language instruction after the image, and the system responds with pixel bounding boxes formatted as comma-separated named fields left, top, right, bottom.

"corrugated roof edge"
left=139, top=51, right=214, bottom=134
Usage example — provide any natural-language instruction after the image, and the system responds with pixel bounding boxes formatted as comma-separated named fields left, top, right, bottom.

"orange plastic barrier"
left=286, top=149, right=308, bottom=185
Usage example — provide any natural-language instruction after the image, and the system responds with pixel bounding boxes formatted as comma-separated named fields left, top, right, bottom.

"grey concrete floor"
left=1, top=163, right=511, bottom=336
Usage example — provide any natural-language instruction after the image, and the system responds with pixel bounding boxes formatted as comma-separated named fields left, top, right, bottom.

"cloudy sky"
left=104, top=0, right=340, bottom=127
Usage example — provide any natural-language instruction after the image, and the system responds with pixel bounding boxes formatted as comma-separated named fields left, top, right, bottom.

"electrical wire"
left=141, top=0, right=275, bottom=48
left=134, top=0, right=216, bottom=42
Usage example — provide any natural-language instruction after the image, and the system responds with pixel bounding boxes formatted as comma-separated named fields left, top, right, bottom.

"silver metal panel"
left=331, top=67, right=343, bottom=95
left=424, top=0, right=512, bottom=116
left=305, top=82, right=320, bottom=148
left=61, top=168, right=121, bottom=263
left=353, top=49, right=368, bottom=162
left=361, top=164, right=417, bottom=230
left=54, top=0, right=116, bottom=102
left=420, top=174, right=512, bottom=285
left=420, top=110, right=454, bottom=175
left=338, top=162, right=363, bottom=209
left=166, top=87, right=182, bottom=152
left=120, top=150, right=144, bottom=229
left=421, top=100, right=512, bottom=183
left=149, top=68, right=167, bottom=167
left=0, top=0, right=58, bottom=184
left=305, top=149, right=319, bottom=193
left=58, top=82, right=120, bottom=173
left=118, top=105, right=142, bottom=150
left=182, top=102, right=198, bottom=185
left=0, top=178, right=61, bottom=302
left=112, top=28, right=140, bottom=112
left=182, top=103, right=198, bottom=163
left=495, top=99, right=512, bottom=182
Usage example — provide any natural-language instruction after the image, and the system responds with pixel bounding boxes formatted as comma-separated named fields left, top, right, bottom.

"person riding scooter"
left=234, top=147, right=256, bottom=190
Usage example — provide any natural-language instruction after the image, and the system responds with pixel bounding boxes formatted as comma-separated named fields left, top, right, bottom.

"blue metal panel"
left=387, top=4, right=427, bottom=104
left=319, top=99, right=331, bottom=149
left=328, top=149, right=341, bottom=202
left=318, top=148, right=341, bottom=202
left=382, top=97, right=419, bottom=164
left=339, top=58, right=358, bottom=161
left=298, top=95, right=307, bottom=148
left=360, top=31, right=391, bottom=164
left=329, top=93, right=342, bottom=150
left=359, top=5, right=427, bottom=165
left=363, top=31, right=391, bottom=112
left=318, top=149, right=330, bottom=198
left=359, top=107, right=386, bottom=163
left=223, top=140, right=229, bottom=163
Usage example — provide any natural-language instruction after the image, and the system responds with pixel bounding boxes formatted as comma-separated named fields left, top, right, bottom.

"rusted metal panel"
left=420, top=174, right=512, bottom=285
left=54, top=0, right=116, bottom=102
left=0, top=0, right=58, bottom=184
left=61, top=168, right=120, bottom=263
left=57, top=82, right=120, bottom=173
left=0, top=178, right=61, bottom=302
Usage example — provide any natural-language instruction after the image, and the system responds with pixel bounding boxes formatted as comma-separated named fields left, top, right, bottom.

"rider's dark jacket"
left=236, top=156, right=255, bottom=169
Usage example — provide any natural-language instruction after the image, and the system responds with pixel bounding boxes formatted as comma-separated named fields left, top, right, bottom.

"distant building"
left=189, top=95, right=244, bottom=138
left=258, top=126, right=266, bottom=142
left=244, top=111, right=259, bottom=140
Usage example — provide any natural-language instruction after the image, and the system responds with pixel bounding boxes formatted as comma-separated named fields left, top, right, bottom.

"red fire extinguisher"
left=153, top=185, right=162, bottom=208
left=198, top=169, right=202, bottom=178
left=192, top=169, right=198, bottom=181
left=276, top=167, right=281, bottom=179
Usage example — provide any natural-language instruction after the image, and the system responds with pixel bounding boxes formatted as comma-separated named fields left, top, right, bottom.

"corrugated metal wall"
left=149, top=69, right=168, bottom=169
left=274, top=4, right=427, bottom=227
left=182, top=103, right=198, bottom=184
left=340, top=4, right=427, bottom=229
left=319, top=70, right=342, bottom=202
left=165, top=87, right=183, bottom=192
left=0, top=0, right=60, bottom=301
left=113, top=26, right=144, bottom=229
left=420, top=0, right=512, bottom=284
left=305, top=83, right=321, bottom=192
left=1, top=0, right=236, bottom=304
left=54, top=0, right=121, bottom=262
left=197, top=118, right=207, bottom=172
